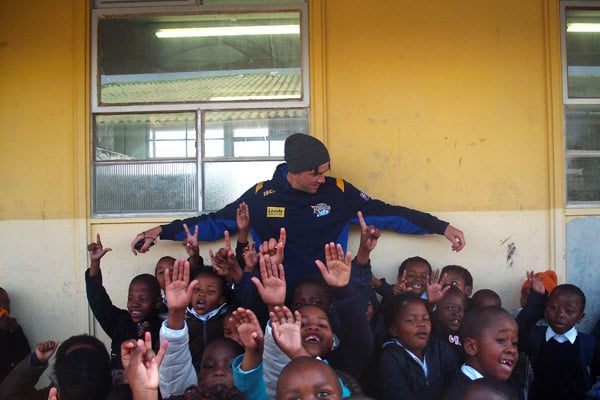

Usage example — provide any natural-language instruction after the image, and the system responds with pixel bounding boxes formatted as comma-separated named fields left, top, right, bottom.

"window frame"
left=90, top=2, right=310, bottom=217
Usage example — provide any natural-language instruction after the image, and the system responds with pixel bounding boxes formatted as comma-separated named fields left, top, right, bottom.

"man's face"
left=287, top=162, right=330, bottom=194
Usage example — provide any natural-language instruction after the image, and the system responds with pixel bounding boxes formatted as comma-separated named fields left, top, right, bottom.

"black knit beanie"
left=284, top=133, right=330, bottom=173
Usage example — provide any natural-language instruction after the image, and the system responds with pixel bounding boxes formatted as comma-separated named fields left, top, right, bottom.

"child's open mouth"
left=304, top=334, right=322, bottom=343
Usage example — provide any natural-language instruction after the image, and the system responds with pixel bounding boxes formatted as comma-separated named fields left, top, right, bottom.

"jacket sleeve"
left=0, top=353, right=47, bottom=400
left=516, top=290, right=546, bottom=355
left=341, top=180, right=449, bottom=235
left=84, top=269, right=125, bottom=339
left=328, top=283, right=374, bottom=380
left=158, top=320, right=197, bottom=399
left=232, top=354, right=267, bottom=400
left=380, top=344, right=420, bottom=400
left=159, top=184, right=261, bottom=242
left=262, top=323, right=291, bottom=400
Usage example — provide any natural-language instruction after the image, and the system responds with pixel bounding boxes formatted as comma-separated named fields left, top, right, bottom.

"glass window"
left=562, top=3, right=600, bottom=205
left=92, top=2, right=309, bottom=216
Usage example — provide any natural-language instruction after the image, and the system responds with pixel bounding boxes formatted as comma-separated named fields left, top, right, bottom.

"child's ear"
left=465, top=286, right=473, bottom=297
left=463, top=337, right=478, bottom=356
left=577, top=311, right=585, bottom=325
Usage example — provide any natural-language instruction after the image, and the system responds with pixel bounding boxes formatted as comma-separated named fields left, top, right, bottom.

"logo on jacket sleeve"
left=267, top=206, right=285, bottom=218
left=311, top=203, right=331, bottom=217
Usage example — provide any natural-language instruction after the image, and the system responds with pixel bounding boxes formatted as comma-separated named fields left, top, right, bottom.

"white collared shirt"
left=460, top=364, right=484, bottom=380
left=545, top=325, right=578, bottom=344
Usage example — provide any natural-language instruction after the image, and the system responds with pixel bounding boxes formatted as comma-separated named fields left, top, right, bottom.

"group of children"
left=1, top=204, right=600, bottom=400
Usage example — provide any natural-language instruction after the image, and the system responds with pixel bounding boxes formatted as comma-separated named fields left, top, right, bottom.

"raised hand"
left=269, top=305, right=308, bottom=359
left=258, top=228, right=286, bottom=267
left=526, top=271, right=546, bottom=294
left=393, top=270, right=409, bottom=295
left=232, top=307, right=264, bottom=351
left=315, top=242, right=352, bottom=288
left=426, top=269, right=449, bottom=305
left=209, top=231, right=242, bottom=283
left=88, top=233, right=112, bottom=263
left=236, top=202, right=250, bottom=243
left=35, top=340, right=58, bottom=364
left=242, top=243, right=258, bottom=272
left=356, top=211, right=381, bottom=264
left=251, top=254, right=286, bottom=310
left=182, top=223, right=200, bottom=257
left=165, top=258, right=198, bottom=330
left=444, top=225, right=466, bottom=252
left=121, top=331, right=168, bottom=400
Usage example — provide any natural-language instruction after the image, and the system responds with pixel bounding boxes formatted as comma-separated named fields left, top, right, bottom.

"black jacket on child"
left=380, top=336, right=460, bottom=400
left=85, top=269, right=162, bottom=370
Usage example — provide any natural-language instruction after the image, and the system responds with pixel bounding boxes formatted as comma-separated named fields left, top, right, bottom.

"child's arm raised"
left=270, top=306, right=311, bottom=359
left=315, top=242, right=352, bottom=288
left=231, top=307, right=264, bottom=371
left=251, top=254, right=286, bottom=312
left=87, top=233, right=112, bottom=277
left=210, top=231, right=243, bottom=285
left=122, top=331, right=168, bottom=400
left=164, top=258, right=198, bottom=330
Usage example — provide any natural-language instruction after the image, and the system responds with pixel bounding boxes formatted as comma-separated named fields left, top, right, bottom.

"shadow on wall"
left=566, top=216, right=600, bottom=334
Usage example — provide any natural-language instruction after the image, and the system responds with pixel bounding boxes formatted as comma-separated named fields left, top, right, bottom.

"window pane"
left=566, top=157, right=600, bottom=202
left=98, top=11, right=302, bottom=104
left=94, top=161, right=197, bottom=215
left=565, top=108, right=600, bottom=151
left=204, top=161, right=280, bottom=210
left=95, top=113, right=196, bottom=160
left=203, top=109, right=308, bottom=158
left=565, top=8, right=600, bottom=98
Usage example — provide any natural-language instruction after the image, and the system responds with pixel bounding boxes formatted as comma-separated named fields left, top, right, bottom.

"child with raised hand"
left=380, top=292, right=460, bottom=400
left=182, top=223, right=204, bottom=271
left=443, top=306, right=519, bottom=400
left=121, top=331, right=168, bottom=400
left=518, top=283, right=599, bottom=400
left=85, top=233, right=163, bottom=374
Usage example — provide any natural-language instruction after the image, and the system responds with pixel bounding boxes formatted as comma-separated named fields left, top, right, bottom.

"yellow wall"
left=0, top=0, right=568, bottom=381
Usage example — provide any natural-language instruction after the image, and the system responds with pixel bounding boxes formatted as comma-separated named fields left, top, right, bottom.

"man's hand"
left=315, top=242, right=352, bottom=288
left=130, top=226, right=162, bottom=255
left=444, top=225, right=465, bottom=252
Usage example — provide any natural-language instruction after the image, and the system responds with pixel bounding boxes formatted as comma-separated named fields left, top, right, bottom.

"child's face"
left=440, top=271, right=471, bottom=296
left=544, top=290, right=584, bottom=334
left=399, top=262, right=430, bottom=295
left=389, top=300, right=431, bottom=359
left=299, top=305, right=334, bottom=357
left=155, top=260, right=174, bottom=290
left=191, top=273, right=226, bottom=315
left=437, top=292, right=467, bottom=333
left=198, top=342, right=238, bottom=393
left=293, top=283, right=330, bottom=311
left=276, top=361, right=341, bottom=400
left=223, top=316, right=242, bottom=346
left=127, top=281, right=160, bottom=323
left=466, top=314, right=518, bottom=381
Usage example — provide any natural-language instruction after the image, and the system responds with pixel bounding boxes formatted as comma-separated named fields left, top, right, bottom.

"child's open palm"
left=165, top=258, right=197, bottom=312
left=315, top=242, right=352, bottom=288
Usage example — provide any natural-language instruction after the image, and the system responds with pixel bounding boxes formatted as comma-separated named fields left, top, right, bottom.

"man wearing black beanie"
left=132, top=133, right=465, bottom=294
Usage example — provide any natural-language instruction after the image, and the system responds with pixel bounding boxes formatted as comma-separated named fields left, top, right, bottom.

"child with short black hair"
left=373, top=256, right=433, bottom=301
left=155, top=255, right=175, bottom=316
left=440, top=265, right=473, bottom=297
left=186, top=265, right=232, bottom=370
left=431, top=285, right=468, bottom=361
left=85, top=234, right=163, bottom=374
left=276, top=356, right=343, bottom=400
left=460, top=377, right=519, bottom=400
left=518, top=283, right=599, bottom=400
left=0, top=286, right=31, bottom=384
left=443, top=306, right=518, bottom=400
left=380, top=292, right=460, bottom=400
left=472, top=289, right=502, bottom=309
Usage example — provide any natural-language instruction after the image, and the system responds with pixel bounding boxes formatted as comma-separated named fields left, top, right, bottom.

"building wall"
left=2, top=0, right=593, bottom=384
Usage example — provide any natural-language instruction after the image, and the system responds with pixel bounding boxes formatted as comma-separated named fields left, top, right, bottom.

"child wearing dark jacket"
left=85, top=234, right=163, bottom=374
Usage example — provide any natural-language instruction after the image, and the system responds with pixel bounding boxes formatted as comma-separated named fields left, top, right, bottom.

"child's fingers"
left=357, top=211, right=367, bottom=231
left=183, top=223, right=191, bottom=237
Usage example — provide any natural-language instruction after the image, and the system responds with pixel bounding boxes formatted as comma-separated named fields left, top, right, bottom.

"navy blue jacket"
left=380, top=336, right=460, bottom=400
left=160, top=163, right=449, bottom=292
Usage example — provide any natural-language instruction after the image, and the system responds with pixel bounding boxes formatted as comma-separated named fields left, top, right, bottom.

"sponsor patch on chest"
left=311, top=203, right=331, bottom=217
left=266, top=206, right=285, bottom=218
